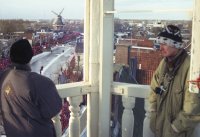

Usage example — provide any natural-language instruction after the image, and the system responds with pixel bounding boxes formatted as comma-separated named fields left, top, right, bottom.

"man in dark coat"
left=0, top=39, right=62, bottom=137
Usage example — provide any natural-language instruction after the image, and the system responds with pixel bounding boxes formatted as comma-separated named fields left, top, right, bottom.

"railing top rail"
left=112, top=82, right=150, bottom=98
left=56, top=81, right=150, bottom=99
left=56, top=82, right=92, bottom=98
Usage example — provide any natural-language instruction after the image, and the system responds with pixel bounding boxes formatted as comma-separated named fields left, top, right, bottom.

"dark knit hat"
left=156, top=25, right=184, bottom=49
left=10, top=39, right=33, bottom=64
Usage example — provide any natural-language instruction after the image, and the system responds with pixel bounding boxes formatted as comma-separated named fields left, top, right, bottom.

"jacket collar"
left=9, top=63, right=31, bottom=71
left=165, top=49, right=186, bottom=67
left=164, top=49, right=188, bottom=75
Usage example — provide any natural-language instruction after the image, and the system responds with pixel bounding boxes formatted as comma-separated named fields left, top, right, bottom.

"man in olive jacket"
left=149, top=25, right=200, bottom=137
left=0, top=39, right=62, bottom=137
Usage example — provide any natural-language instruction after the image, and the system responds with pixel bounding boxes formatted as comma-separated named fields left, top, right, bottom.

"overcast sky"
left=0, top=0, right=194, bottom=20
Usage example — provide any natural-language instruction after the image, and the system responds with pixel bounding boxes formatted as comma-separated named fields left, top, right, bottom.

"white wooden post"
left=190, top=0, right=200, bottom=136
left=67, top=96, right=83, bottom=137
left=86, top=0, right=100, bottom=136
left=143, top=98, right=155, bottom=137
left=189, top=0, right=200, bottom=94
left=98, top=0, right=114, bottom=137
left=122, top=96, right=135, bottom=137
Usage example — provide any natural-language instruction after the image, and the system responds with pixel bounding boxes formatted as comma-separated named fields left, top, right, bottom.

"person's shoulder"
left=157, top=58, right=166, bottom=69
left=0, top=68, right=11, bottom=78
left=29, top=72, right=54, bottom=84
left=181, top=53, right=190, bottom=67
left=160, top=58, right=165, bottom=64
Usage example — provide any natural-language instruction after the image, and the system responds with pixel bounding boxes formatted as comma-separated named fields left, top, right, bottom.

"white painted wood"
left=143, top=98, right=155, bottom=137
left=189, top=0, right=200, bottom=93
left=84, top=0, right=90, bottom=82
left=67, top=96, right=83, bottom=137
left=56, top=82, right=92, bottom=97
left=191, top=0, right=200, bottom=136
left=87, top=92, right=99, bottom=137
left=122, top=96, right=135, bottom=137
left=112, top=82, right=150, bottom=98
left=52, top=113, right=62, bottom=137
left=98, top=0, right=114, bottom=137
left=86, top=0, right=101, bottom=136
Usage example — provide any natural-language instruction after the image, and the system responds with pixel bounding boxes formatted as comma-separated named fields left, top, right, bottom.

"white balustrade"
left=122, top=96, right=135, bottom=137
left=143, top=98, right=155, bottom=137
left=112, top=82, right=150, bottom=137
left=67, top=96, right=83, bottom=137
left=52, top=113, right=62, bottom=137
left=55, top=82, right=200, bottom=137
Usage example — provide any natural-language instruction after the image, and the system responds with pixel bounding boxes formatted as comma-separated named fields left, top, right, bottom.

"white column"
left=67, top=96, right=83, bottom=137
left=189, top=0, right=200, bottom=93
left=191, top=0, right=200, bottom=136
left=143, top=98, right=155, bottom=137
left=99, top=0, right=114, bottom=136
left=86, top=0, right=100, bottom=136
left=84, top=0, right=90, bottom=82
left=87, top=92, right=99, bottom=137
left=122, top=96, right=135, bottom=137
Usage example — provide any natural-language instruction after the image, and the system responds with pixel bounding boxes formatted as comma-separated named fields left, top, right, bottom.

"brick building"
left=115, top=39, right=163, bottom=84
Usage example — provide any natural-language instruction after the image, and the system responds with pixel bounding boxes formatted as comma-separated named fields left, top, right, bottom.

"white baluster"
left=67, top=96, right=83, bottom=137
left=143, top=98, right=155, bottom=137
left=122, top=96, right=135, bottom=137
left=52, top=113, right=62, bottom=137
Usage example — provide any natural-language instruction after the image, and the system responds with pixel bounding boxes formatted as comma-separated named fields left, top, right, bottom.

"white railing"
left=54, top=82, right=92, bottom=137
left=112, top=82, right=154, bottom=137
left=53, top=82, right=153, bottom=137
left=54, top=82, right=200, bottom=137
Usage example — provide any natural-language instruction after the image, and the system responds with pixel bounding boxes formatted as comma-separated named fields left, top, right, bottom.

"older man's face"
left=159, top=43, right=179, bottom=58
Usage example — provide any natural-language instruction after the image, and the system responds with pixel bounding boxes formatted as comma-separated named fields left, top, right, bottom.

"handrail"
left=56, top=82, right=96, bottom=97
left=55, top=82, right=151, bottom=137
left=112, top=82, right=150, bottom=98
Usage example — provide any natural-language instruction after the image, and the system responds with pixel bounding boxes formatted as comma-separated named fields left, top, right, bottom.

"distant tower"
left=52, top=9, right=65, bottom=31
